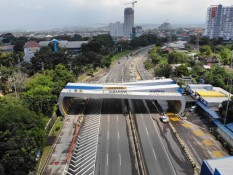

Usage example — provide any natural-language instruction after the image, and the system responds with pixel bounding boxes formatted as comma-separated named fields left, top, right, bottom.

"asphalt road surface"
left=95, top=99, right=133, bottom=175
left=130, top=99, right=176, bottom=175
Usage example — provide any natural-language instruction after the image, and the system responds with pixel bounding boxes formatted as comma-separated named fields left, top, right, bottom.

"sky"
left=0, top=0, right=233, bottom=31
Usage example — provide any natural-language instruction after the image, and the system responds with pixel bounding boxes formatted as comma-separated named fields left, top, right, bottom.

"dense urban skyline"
left=1, top=0, right=233, bottom=31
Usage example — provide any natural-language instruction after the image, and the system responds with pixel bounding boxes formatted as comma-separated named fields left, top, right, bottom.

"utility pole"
left=224, top=51, right=233, bottom=125
left=224, top=79, right=232, bottom=125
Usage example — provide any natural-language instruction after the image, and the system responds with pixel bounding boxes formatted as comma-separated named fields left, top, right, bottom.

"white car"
left=189, top=106, right=196, bottom=112
left=160, top=115, right=170, bottom=123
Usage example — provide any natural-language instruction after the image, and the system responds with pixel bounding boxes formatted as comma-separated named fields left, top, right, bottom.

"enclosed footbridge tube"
left=58, top=79, right=186, bottom=116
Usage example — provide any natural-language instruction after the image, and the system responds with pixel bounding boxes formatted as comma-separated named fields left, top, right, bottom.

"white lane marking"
left=119, top=154, right=121, bottom=166
left=107, top=154, right=108, bottom=166
left=150, top=112, right=177, bottom=174
left=141, top=114, right=144, bottom=119
left=117, top=115, right=119, bottom=121
left=107, top=130, right=109, bottom=140
left=146, top=128, right=149, bottom=135
left=118, top=131, right=120, bottom=140
left=108, top=116, right=109, bottom=123
left=152, top=149, right=157, bottom=160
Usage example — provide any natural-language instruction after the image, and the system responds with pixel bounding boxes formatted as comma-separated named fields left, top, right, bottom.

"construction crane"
left=124, top=1, right=137, bottom=8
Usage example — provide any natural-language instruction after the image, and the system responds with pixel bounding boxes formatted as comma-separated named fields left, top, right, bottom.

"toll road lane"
left=146, top=100, right=194, bottom=175
left=95, top=99, right=132, bottom=175
left=132, top=99, right=176, bottom=175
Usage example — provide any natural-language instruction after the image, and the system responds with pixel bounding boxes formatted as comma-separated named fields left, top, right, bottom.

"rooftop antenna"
left=124, top=1, right=137, bottom=8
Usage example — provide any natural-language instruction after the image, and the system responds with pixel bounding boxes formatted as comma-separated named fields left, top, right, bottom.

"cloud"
left=19, top=3, right=43, bottom=10
left=1, top=0, right=233, bottom=30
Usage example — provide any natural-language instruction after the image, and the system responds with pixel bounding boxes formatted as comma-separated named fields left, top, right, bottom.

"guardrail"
left=127, top=100, right=148, bottom=175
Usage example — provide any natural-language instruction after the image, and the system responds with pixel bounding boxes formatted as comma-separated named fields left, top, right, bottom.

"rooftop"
left=0, top=45, right=14, bottom=51
left=66, top=41, right=88, bottom=49
left=24, top=41, right=40, bottom=48
left=196, top=90, right=227, bottom=97
left=204, top=156, right=233, bottom=175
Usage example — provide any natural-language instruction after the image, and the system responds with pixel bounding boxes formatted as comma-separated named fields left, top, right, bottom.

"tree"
left=219, top=98, right=233, bottom=123
left=23, top=73, right=56, bottom=115
left=0, top=52, right=16, bottom=67
left=20, top=61, right=34, bottom=76
left=154, top=64, right=173, bottom=78
left=199, top=45, right=212, bottom=57
left=220, top=47, right=232, bottom=65
left=0, top=97, right=45, bottom=175
left=174, top=65, right=189, bottom=77
left=10, top=71, right=28, bottom=94
left=13, top=40, right=25, bottom=53
left=51, top=64, right=75, bottom=96
left=204, top=65, right=228, bottom=89
left=168, top=52, right=187, bottom=64
left=71, top=34, right=82, bottom=41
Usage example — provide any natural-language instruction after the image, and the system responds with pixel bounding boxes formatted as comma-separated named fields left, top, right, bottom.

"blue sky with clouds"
left=1, top=0, right=232, bottom=30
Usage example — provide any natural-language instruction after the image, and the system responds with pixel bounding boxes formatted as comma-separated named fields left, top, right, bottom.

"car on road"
left=160, top=114, right=170, bottom=123
left=189, top=106, right=196, bottom=112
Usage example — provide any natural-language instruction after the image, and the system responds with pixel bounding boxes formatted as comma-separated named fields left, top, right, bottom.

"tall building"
left=109, top=22, right=124, bottom=37
left=205, top=4, right=233, bottom=40
left=124, top=7, right=134, bottom=39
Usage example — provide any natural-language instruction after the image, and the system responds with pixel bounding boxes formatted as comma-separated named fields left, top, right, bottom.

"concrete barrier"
left=168, top=122, right=199, bottom=173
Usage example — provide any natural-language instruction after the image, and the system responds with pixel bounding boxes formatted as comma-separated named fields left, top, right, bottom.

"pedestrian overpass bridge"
left=58, top=79, right=186, bottom=116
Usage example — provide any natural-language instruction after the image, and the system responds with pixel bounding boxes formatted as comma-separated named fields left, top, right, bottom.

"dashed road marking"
left=107, top=154, right=108, bottom=166
left=146, top=128, right=149, bottom=135
left=152, top=149, right=157, bottom=160
left=119, top=154, right=121, bottom=166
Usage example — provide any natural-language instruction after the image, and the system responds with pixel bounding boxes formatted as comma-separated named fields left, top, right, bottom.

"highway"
left=95, top=99, right=133, bottom=175
left=130, top=99, right=176, bottom=175
left=95, top=49, right=142, bottom=175
left=65, top=45, right=189, bottom=175
left=133, top=50, right=193, bottom=175
left=129, top=55, right=177, bottom=174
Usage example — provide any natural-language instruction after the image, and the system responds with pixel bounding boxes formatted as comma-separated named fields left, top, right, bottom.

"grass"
left=49, top=116, right=63, bottom=136
left=111, top=50, right=130, bottom=62
left=36, top=146, right=52, bottom=174
left=42, top=116, right=50, bottom=126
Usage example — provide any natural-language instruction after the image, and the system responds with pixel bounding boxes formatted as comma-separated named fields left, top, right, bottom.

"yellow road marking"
left=170, top=117, right=181, bottom=121
left=212, top=151, right=225, bottom=158
left=181, top=123, right=192, bottom=128
left=193, top=130, right=204, bottom=136
left=202, top=139, right=214, bottom=146
left=166, top=112, right=175, bottom=116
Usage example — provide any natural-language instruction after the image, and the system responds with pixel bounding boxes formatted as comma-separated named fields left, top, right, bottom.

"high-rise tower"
left=123, top=7, right=134, bottom=39
left=205, top=4, right=233, bottom=40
